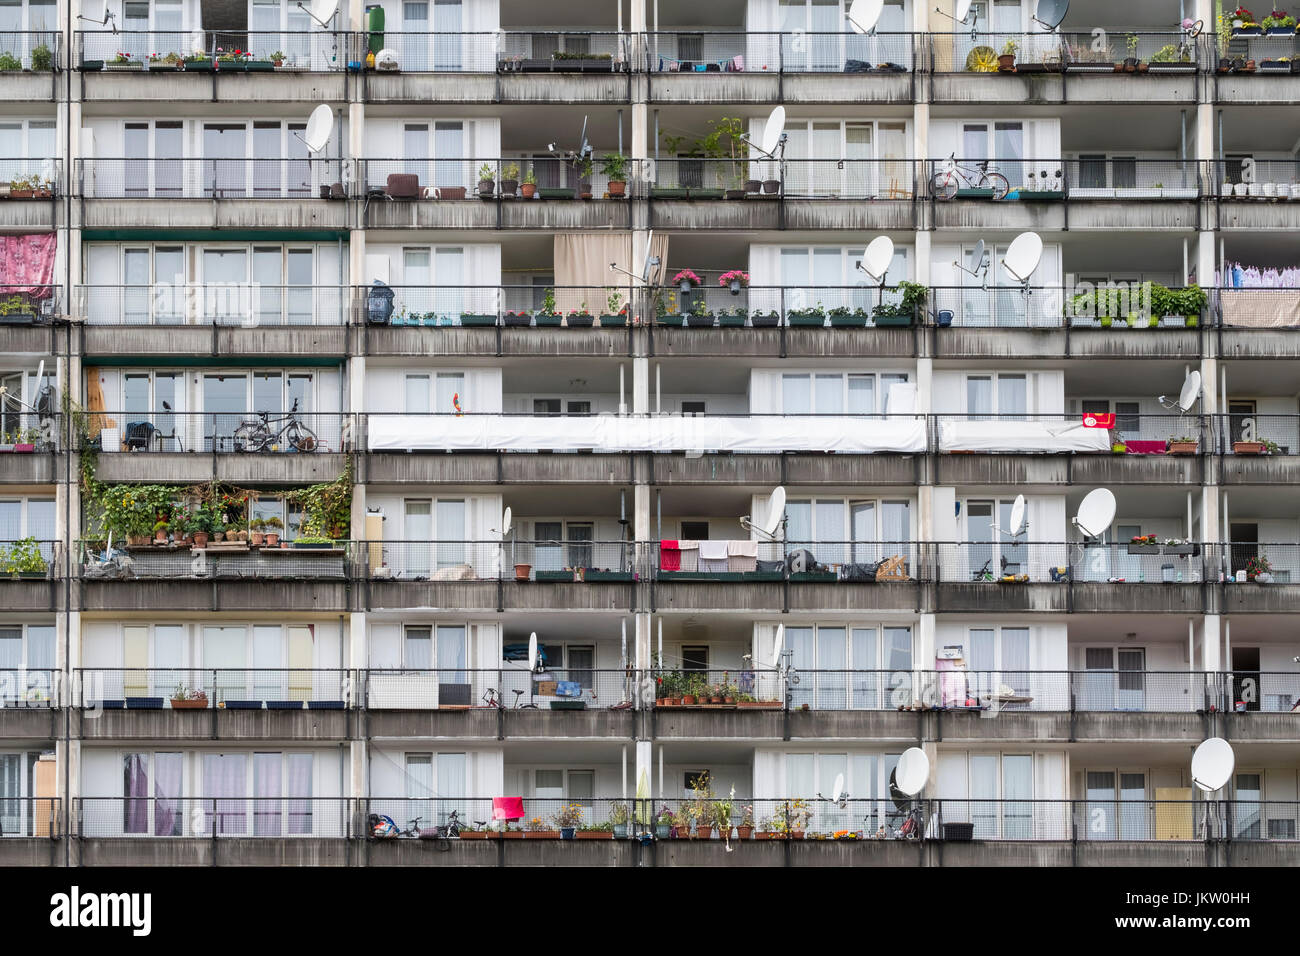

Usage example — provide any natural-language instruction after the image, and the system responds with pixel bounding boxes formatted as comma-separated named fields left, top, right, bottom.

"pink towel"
left=660, top=540, right=681, bottom=572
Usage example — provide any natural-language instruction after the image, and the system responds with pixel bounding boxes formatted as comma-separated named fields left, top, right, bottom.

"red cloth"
left=492, top=796, right=524, bottom=821
left=660, top=540, right=681, bottom=571
left=1125, top=440, right=1168, bottom=455
left=1082, top=412, right=1115, bottom=428
left=0, top=234, right=56, bottom=297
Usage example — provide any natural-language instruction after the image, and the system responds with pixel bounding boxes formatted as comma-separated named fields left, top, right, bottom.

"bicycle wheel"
left=286, top=421, right=318, bottom=453
left=232, top=422, right=270, bottom=453
left=980, top=171, right=1011, bottom=200
left=929, top=170, right=959, bottom=201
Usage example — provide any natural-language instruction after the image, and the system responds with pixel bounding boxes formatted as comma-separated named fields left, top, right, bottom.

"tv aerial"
left=1031, top=0, right=1070, bottom=32
left=740, top=486, right=787, bottom=543
left=954, top=239, right=990, bottom=289
left=847, top=0, right=884, bottom=34
left=77, top=5, right=118, bottom=33
left=1158, top=369, right=1201, bottom=423
left=935, top=0, right=977, bottom=38
left=296, top=0, right=339, bottom=28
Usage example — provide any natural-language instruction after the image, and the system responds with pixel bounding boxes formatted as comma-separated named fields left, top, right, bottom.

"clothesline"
left=1217, top=262, right=1300, bottom=289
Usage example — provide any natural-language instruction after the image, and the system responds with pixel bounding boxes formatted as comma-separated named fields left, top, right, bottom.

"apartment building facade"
left=1, top=0, right=1299, bottom=866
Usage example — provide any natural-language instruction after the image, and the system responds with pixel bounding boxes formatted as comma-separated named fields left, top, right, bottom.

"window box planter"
left=503, top=312, right=532, bottom=327
left=1167, top=440, right=1198, bottom=454
left=790, top=570, right=837, bottom=582
left=79, top=59, right=104, bottom=71
left=267, top=700, right=304, bottom=709
left=222, top=700, right=262, bottom=709
left=762, top=179, right=782, bottom=194
left=1265, top=26, right=1294, bottom=36
left=829, top=314, right=868, bottom=328
left=1233, top=26, right=1264, bottom=36
left=742, top=571, right=785, bottom=582
left=170, top=698, right=208, bottom=709
left=872, top=312, right=914, bottom=327
left=1017, top=190, right=1065, bottom=201
left=598, top=313, right=627, bottom=327
left=458, top=313, right=497, bottom=327
left=1259, top=59, right=1291, bottom=71
left=534, top=313, right=563, bottom=327
left=458, top=830, right=490, bottom=840
left=583, top=570, right=633, bottom=582
left=126, top=697, right=165, bottom=709
left=526, top=829, right=560, bottom=839
left=291, top=541, right=337, bottom=550
left=308, top=700, right=345, bottom=709
left=718, top=314, right=747, bottom=328
left=549, top=700, right=586, bottom=710
left=690, top=188, right=725, bottom=200
left=942, top=822, right=975, bottom=841
left=1234, top=441, right=1268, bottom=454
left=551, top=58, right=617, bottom=73
left=788, top=314, right=826, bottom=327
left=105, top=60, right=143, bottom=71
left=0, top=445, right=12, bottom=453
left=750, top=311, right=781, bottom=328
left=538, top=187, right=575, bottom=200
left=685, top=313, right=714, bottom=327
left=1127, top=544, right=1160, bottom=555
left=216, top=60, right=247, bottom=71
left=185, top=59, right=215, bottom=72
left=657, top=315, right=689, bottom=327
left=612, top=823, right=629, bottom=839
left=0, top=312, right=37, bottom=324
left=650, top=187, right=690, bottom=199
left=534, top=569, right=576, bottom=582
left=955, top=187, right=997, bottom=199
left=1147, top=62, right=1196, bottom=72
left=1163, top=544, right=1196, bottom=556
left=565, top=314, right=595, bottom=328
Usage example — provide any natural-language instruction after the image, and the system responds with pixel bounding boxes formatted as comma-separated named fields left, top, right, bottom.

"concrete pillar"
left=348, top=0, right=363, bottom=31
left=1202, top=614, right=1221, bottom=672
left=633, top=356, right=649, bottom=414
left=917, top=613, right=936, bottom=698
left=350, top=611, right=367, bottom=803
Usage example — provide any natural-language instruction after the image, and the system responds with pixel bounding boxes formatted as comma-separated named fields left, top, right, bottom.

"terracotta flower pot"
left=736, top=826, right=753, bottom=839
left=681, top=695, right=697, bottom=705
left=250, top=532, right=264, bottom=547
left=521, top=183, right=536, bottom=198
left=696, top=825, right=713, bottom=839
left=191, top=532, right=210, bottom=548
left=265, top=532, right=279, bottom=546
left=515, top=563, right=532, bottom=581
left=153, top=532, right=168, bottom=544
left=607, top=180, right=626, bottom=197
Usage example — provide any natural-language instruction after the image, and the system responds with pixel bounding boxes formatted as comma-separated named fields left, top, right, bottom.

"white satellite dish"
left=759, top=106, right=786, bottom=158
left=1160, top=370, right=1202, bottom=414
left=1191, top=737, right=1235, bottom=793
left=527, top=632, right=538, bottom=672
left=500, top=507, right=512, bottom=536
left=956, top=239, right=988, bottom=285
left=1002, top=232, right=1044, bottom=285
left=895, top=748, right=930, bottom=796
left=847, top=0, right=884, bottom=34
left=642, top=229, right=660, bottom=284
left=762, top=486, right=787, bottom=538
left=1007, top=494, right=1026, bottom=537
left=35, top=360, right=45, bottom=388
left=831, top=773, right=845, bottom=803
left=772, top=624, right=785, bottom=668
left=1074, top=488, right=1116, bottom=540
left=858, top=236, right=894, bottom=284
left=303, top=105, right=334, bottom=154
left=955, top=0, right=973, bottom=21
left=298, top=0, right=339, bottom=28
left=1032, top=0, right=1069, bottom=31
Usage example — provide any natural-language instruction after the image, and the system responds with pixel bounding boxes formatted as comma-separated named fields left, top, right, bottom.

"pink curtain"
left=0, top=234, right=57, bottom=298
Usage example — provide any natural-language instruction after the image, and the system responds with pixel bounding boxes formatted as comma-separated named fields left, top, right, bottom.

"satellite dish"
left=1168, top=370, right=1202, bottom=413
left=577, top=115, right=592, bottom=162
left=759, top=106, right=786, bottom=158
left=298, top=0, right=339, bottom=27
left=641, top=230, right=660, bottom=284
left=772, top=624, right=785, bottom=668
left=955, top=0, right=973, bottom=21
left=1183, top=18, right=1204, bottom=39
left=847, top=0, right=884, bottom=34
left=1032, top=0, right=1069, bottom=31
left=35, top=360, right=45, bottom=387
left=831, top=773, right=845, bottom=803
left=1191, top=737, right=1235, bottom=793
left=895, top=748, right=930, bottom=796
left=1007, top=494, right=1026, bottom=537
left=761, top=486, right=787, bottom=539
left=858, top=236, right=894, bottom=284
left=501, top=507, right=512, bottom=536
left=1074, top=488, right=1116, bottom=540
left=303, top=105, right=334, bottom=154
left=1002, top=232, right=1044, bottom=284
left=527, top=632, right=538, bottom=672
left=968, top=240, right=986, bottom=274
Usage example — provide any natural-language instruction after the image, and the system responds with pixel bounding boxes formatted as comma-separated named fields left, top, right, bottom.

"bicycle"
left=482, top=687, right=538, bottom=709
left=930, top=153, right=1011, bottom=201
left=231, top=397, right=319, bottom=453
left=873, top=802, right=926, bottom=840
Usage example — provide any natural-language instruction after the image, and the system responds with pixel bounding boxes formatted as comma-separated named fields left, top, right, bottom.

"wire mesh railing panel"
left=365, top=668, right=636, bottom=710
left=362, top=539, right=638, bottom=582
left=77, top=30, right=341, bottom=71
left=0, top=797, right=60, bottom=838
left=76, top=158, right=347, bottom=200
left=78, top=541, right=350, bottom=581
left=0, top=30, right=59, bottom=70
left=77, top=797, right=351, bottom=838
left=357, top=285, right=635, bottom=326
left=78, top=285, right=347, bottom=327
left=85, top=411, right=349, bottom=455
left=74, top=668, right=353, bottom=709
left=646, top=31, right=915, bottom=73
left=1215, top=287, right=1300, bottom=329
left=360, top=158, right=642, bottom=199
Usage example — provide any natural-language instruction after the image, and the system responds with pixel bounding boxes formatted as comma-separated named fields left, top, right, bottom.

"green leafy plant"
left=541, top=288, right=557, bottom=314
left=523, top=167, right=537, bottom=185
left=1125, top=34, right=1140, bottom=58
left=31, top=44, right=53, bottom=71
left=2, top=537, right=47, bottom=575
left=501, top=162, right=520, bottom=181
left=478, top=163, right=494, bottom=181
left=605, top=287, right=624, bottom=314
left=600, top=153, right=628, bottom=182
left=1001, top=38, right=1018, bottom=56
left=552, top=802, right=585, bottom=829
left=0, top=52, right=23, bottom=71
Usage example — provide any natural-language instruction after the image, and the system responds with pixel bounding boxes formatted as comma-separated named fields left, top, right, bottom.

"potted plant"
left=576, top=155, right=593, bottom=199
left=170, top=685, right=208, bottom=709
left=566, top=305, right=595, bottom=328
left=553, top=803, right=584, bottom=840
left=1233, top=7, right=1262, bottom=35
left=673, top=269, right=702, bottom=293
left=31, top=43, right=53, bottom=72
left=751, top=309, right=780, bottom=328
left=270, top=50, right=286, bottom=67
left=1263, top=9, right=1295, bottom=33
left=514, top=562, right=531, bottom=581
left=2, top=537, right=48, bottom=578
left=828, top=305, right=863, bottom=328
left=107, top=51, right=142, bottom=71
left=494, top=161, right=519, bottom=199
left=525, top=816, right=559, bottom=839
left=520, top=167, right=537, bottom=199
left=719, top=269, right=749, bottom=295
left=609, top=802, right=631, bottom=839
left=873, top=281, right=927, bottom=327
left=1245, top=553, right=1272, bottom=582
left=535, top=288, right=562, bottom=326
left=600, top=288, right=629, bottom=327
left=718, top=306, right=747, bottom=328
left=712, top=786, right=735, bottom=840
left=655, top=806, right=674, bottom=839
left=184, top=52, right=213, bottom=72
left=152, top=518, right=169, bottom=545
left=477, top=162, right=495, bottom=198
left=736, top=804, right=755, bottom=840
left=1167, top=436, right=1198, bottom=455
left=262, top=514, right=283, bottom=546
left=998, top=38, right=1017, bottom=71
left=788, top=305, right=827, bottom=328
left=1122, top=34, right=1140, bottom=71
left=1233, top=438, right=1270, bottom=454
left=600, top=153, right=628, bottom=197
left=248, top=517, right=265, bottom=547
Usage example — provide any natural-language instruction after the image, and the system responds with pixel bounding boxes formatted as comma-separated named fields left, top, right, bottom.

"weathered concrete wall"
left=365, top=198, right=632, bottom=231
left=0, top=579, right=62, bottom=613
left=81, top=326, right=349, bottom=359
left=77, top=707, right=352, bottom=741
left=77, top=71, right=349, bottom=103
left=1214, top=202, right=1300, bottom=233
left=652, top=327, right=917, bottom=359
left=0, top=839, right=60, bottom=866
left=0, top=199, right=59, bottom=231
left=363, top=580, right=635, bottom=612
left=1218, top=583, right=1300, bottom=614
left=0, top=453, right=59, bottom=484
left=648, top=73, right=913, bottom=106
left=932, top=201, right=1065, bottom=232
left=94, top=452, right=347, bottom=485
left=1218, top=456, right=1300, bottom=486
left=363, top=452, right=636, bottom=484
left=935, top=583, right=1068, bottom=614
left=1212, top=74, right=1300, bottom=104
left=78, top=579, right=349, bottom=613
left=0, top=707, right=60, bottom=740
left=931, top=73, right=1196, bottom=106
left=74, top=837, right=352, bottom=867
left=650, top=452, right=919, bottom=486
left=77, top=199, right=350, bottom=231
left=0, top=72, right=58, bottom=104
left=1070, top=582, right=1206, bottom=615
left=1219, top=330, right=1300, bottom=359
left=364, top=73, right=632, bottom=104
left=654, top=581, right=920, bottom=614
left=0, top=325, right=64, bottom=356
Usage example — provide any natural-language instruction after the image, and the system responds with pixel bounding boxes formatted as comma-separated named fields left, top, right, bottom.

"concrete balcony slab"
left=649, top=452, right=920, bottom=486
left=93, top=451, right=347, bottom=485
left=0, top=452, right=58, bottom=485
left=1070, top=582, right=1206, bottom=615
left=0, top=324, right=63, bottom=357
left=1222, top=712, right=1300, bottom=742
left=930, top=72, right=1197, bottom=105
left=361, top=580, right=635, bottom=612
left=653, top=580, right=920, bottom=613
left=0, top=707, right=60, bottom=740
left=0, top=198, right=59, bottom=231
left=0, top=71, right=60, bottom=103
left=648, top=72, right=914, bottom=105
left=362, top=452, right=636, bottom=485
left=936, top=582, right=1068, bottom=613
left=1213, top=73, right=1300, bottom=104
left=79, top=325, right=348, bottom=360
left=931, top=200, right=1065, bottom=231
left=0, top=839, right=60, bottom=866
left=362, top=71, right=631, bottom=103
left=931, top=327, right=1202, bottom=360
left=0, top=578, right=61, bottom=612
left=77, top=579, right=349, bottom=613
left=77, top=70, right=349, bottom=103
left=651, top=326, right=917, bottom=359
left=1218, top=583, right=1300, bottom=614
left=364, top=197, right=632, bottom=231
left=74, top=837, right=350, bottom=867
left=1215, top=201, right=1300, bottom=232
left=360, top=326, right=634, bottom=358
left=77, top=198, right=349, bottom=231
left=75, top=707, right=351, bottom=741
left=1218, top=455, right=1300, bottom=485
left=1218, top=330, right=1300, bottom=359
left=648, top=199, right=918, bottom=232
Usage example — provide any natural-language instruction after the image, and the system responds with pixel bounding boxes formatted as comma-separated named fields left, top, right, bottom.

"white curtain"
left=745, top=0, right=780, bottom=73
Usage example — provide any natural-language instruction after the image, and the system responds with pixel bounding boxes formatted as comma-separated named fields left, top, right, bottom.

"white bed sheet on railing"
left=368, top=414, right=928, bottom=454
left=938, top=419, right=1110, bottom=453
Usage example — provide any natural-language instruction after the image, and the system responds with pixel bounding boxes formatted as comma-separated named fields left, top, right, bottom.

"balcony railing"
left=650, top=158, right=918, bottom=200
left=0, top=30, right=60, bottom=71
left=498, top=32, right=632, bottom=72
left=75, top=158, right=348, bottom=200
left=0, top=538, right=57, bottom=578
left=364, top=796, right=632, bottom=834
left=74, top=668, right=353, bottom=709
left=357, top=284, right=637, bottom=327
left=0, top=283, right=60, bottom=324
left=78, top=284, right=349, bottom=327
left=78, top=540, right=351, bottom=581
left=1220, top=542, right=1300, bottom=583
left=362, top=539, right=639, bottom=582
left=934, top=412, right=1204, bottom=454
left=0, top=412, right=61, bottom=451
left=75, top=30, right=341, bottom=71
left=1225, top=672, right=1300, bottom=713
left=1215, top=287, right=1300, bottom=329
left=0, top=157, right=59, bottom=196
left=0, top=667, right=58, bottom=708
left=1214, top=414, right=1300, bottom=455
left=364, top=411, right=928, bottom=454
left=76, top=797, right=351, bottom=838
left=646, top=31, right=916, bottom=73
left=927, top=157, right=1201, bottom=199
left=1208, top=159, right=1300, bottom=199
left=365, top=667, right=636, bottom=709
left=85, top=411, right=350, bottom=455
left=931, top=286, right=1206, bottom=329
left=358, top=157, right=642, bottom=200
left=935, top=541, right=1206, bottom=584
left=930, top=31, right=1199, bottom=73
left=0, top=797, right=60, bottom=838
left=656, top=540, right=919, bottom=582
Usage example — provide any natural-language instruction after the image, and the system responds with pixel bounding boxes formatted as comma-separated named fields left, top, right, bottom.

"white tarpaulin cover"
left=368, top=415, right=928, bottom=454
left=938, top=419, right=1111, bottom=453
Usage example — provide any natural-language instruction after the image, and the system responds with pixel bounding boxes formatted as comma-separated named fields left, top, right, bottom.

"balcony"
left=74, top=668, right=351, bottom=740
left=645, top=32, right=916, bottom=105
left=76, top=539, right=351, bottom=612
left=1211, top=34, right=1300, bottom=103
left=0, top=798, right=61, bottom=866
left=1219, top=543, right=1300, bottom=612
left=73, top=159, right=350, bottom=232
left=927, top=158, right=1202, bottom=232
left=358, top=158, right=637, bottom=231
left=648, top=158, right=918, bottom=232
left=76, top=285, right=350, bottom=360
left=1210, top=160, right=1300, bottom=231
left=0, top=538, right=60, bottom=611
left=74, top=30, right=349, bottom=103
left=0, top=414, right=61, bottom=483
left=0, top=31, right=60, bottom=102
left=359, top=539, right=639, bottom=612
left=929, top=31, right=1199, bottom=104
left=0, top=666, right=60, bottom=739
left=0, top=157, right=60, bottom=230
left=1214, top=415, right=1300, bottom=483
left=363, top=32, right=633, bottom=103
left=1215, top=288, right=1300, bottom=355
left=0, top=284, right=62, bottom=357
